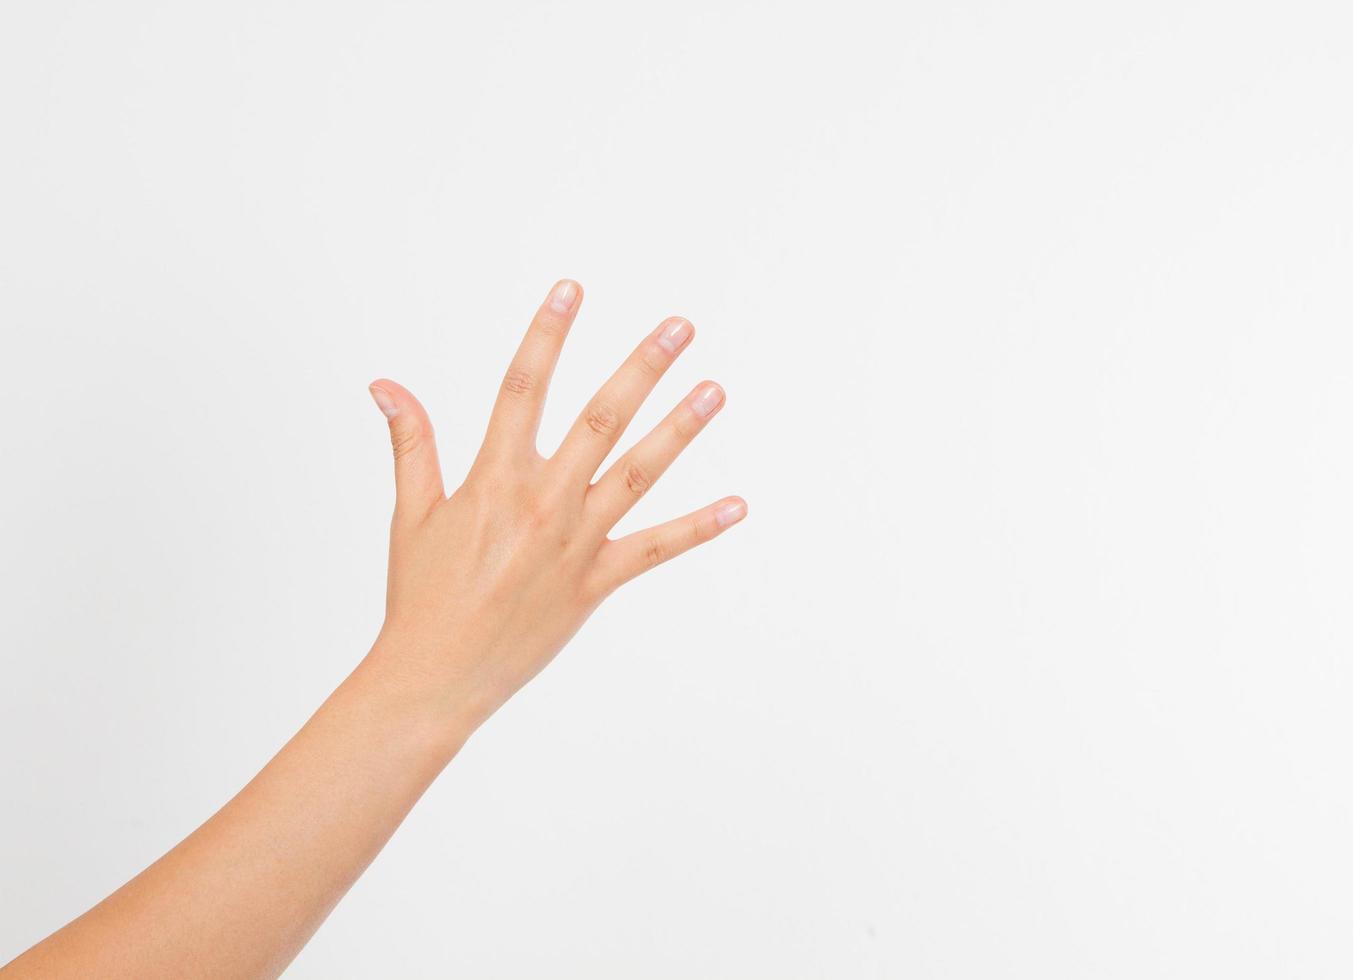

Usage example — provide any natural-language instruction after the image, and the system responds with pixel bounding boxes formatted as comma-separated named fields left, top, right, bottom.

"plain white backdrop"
left=1, top=1, right=1350, bottom=977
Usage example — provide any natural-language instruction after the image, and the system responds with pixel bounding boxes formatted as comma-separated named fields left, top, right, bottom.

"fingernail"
left=689, top=382, right=724, bottom=419
left=549, top=280, right=580, bottom=314
left=715, top=498, right=747, bottom=528
left=655, top=317, right=693, bottom=354
left=369, top=385, right=399, bottom=418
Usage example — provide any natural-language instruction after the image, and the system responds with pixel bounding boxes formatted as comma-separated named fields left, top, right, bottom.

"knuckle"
left=390, top=424, right=424, bottom=461
left=585, top=401, right=620, bottom=437
left=622, top=461, right=651, bottom=497
left=522, top=485, right=567, bottom=529
left=501, top=368, right=535, bottom=396
left=672, top=412, right=700, bottom=441
left=522, top=499, right=554, bottom=529
left=535, top=313, right=569, bottom=338
left=642, top=537, right=667, bottom=570
left=638, top=343, right=668, bottom=376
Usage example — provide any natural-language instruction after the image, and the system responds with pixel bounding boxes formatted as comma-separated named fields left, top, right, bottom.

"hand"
left=0, top=281, right=745, bottom=980
left=364, top=280, right=746, bottom=736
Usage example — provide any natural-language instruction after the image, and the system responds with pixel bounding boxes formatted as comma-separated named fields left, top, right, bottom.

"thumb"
left=368, top=379, right=445, bottom=517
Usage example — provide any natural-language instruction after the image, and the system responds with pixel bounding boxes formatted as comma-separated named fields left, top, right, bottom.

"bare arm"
left=2, top=280, right=745, bottom=978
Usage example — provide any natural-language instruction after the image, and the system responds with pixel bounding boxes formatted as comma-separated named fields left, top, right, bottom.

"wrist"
left=352, top=631, right=494, bottom=760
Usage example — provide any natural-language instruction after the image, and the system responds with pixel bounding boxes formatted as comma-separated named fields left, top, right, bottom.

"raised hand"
left=0, top=280, right=744, bottom=980
left=365, top=280, right=746, bottom=731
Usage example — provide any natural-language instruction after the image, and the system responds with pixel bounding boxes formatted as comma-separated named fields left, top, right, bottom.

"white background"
left=1, top=2, right=1350, bottom=977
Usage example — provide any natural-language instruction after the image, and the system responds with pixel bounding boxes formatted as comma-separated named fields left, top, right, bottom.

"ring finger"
left=584, top=380, right=725, bottom=533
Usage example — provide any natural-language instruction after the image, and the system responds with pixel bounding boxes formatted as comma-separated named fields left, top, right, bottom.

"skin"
left=1, top=280, right=745, bottom=979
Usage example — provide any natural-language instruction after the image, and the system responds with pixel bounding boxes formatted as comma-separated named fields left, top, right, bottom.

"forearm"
left=4, top=280, right=743, bottom=977
left=3, top=641, right=470, bottom=979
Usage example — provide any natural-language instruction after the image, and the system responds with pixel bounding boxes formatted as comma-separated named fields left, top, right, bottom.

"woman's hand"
left=0, top=280, right=744, bottom=980
left=365, top=280, right=745, bottom=737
